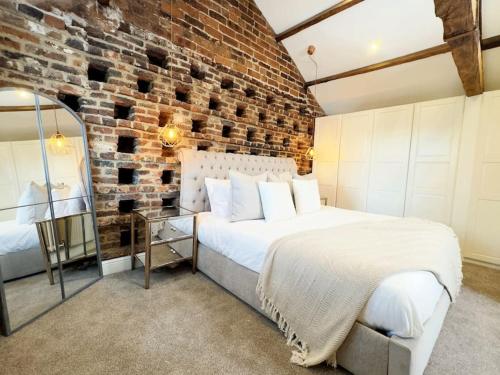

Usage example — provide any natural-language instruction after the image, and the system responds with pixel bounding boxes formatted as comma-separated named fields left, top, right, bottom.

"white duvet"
left=182, top=207, right=445, bottom=338
left=0, top=220, right=40, bottom=255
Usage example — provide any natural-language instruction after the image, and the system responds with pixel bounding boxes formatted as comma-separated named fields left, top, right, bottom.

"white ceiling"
left=314, top=52, right=463, bottom=114
left=0, top=109, right=81, bottom=142
left=255, top=0, right=500, bottom=115
left=255, top=0, right=342, bottom=34
left=484, top=48, right=500, bottom=91
left=482, top=0, right=500, bottom=38
left=0, top=90, right=81, bottom=141
left=282, top=0, right=444, bottom=81
left=0, top=90, right=53, bottom=106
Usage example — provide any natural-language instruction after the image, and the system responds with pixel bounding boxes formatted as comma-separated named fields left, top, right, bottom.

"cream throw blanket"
left=256, top=218, right=462, bottom=367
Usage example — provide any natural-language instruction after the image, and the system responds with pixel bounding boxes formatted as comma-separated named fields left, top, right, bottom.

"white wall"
left=0, top=137, right=85, bottom=221
left=313, top=115, right=341, bottom=206
left=314, top=90, right=500, bottom=268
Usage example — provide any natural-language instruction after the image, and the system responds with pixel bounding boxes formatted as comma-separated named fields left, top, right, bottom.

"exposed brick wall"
left=0, top=0, right=323, bottom=259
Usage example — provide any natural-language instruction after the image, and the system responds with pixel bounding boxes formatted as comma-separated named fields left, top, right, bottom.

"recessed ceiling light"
left=16, top=89, right=30, bottom=98
left=369, top=40, right=381, bottom=52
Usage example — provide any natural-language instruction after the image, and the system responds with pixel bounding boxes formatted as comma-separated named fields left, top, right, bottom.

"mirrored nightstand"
left=130, top=206, right=198, bottom=289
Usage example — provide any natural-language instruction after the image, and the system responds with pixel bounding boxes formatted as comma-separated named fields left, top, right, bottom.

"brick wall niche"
left=0, top=0, right=323, bottom=259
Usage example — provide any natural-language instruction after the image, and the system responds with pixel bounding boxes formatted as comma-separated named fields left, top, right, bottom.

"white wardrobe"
left=314, top=93, right=500, bottom=267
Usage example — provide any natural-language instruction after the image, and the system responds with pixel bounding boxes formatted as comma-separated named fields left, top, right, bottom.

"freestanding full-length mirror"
left=0, top=88, right=102, bottom=335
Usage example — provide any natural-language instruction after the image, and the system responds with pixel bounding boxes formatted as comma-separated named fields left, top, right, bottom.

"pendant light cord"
left=308, top=53, right=318, bottom=117
left=53, top=107, right=60, bottom=134
left=170, top=0, right=174, bottom=97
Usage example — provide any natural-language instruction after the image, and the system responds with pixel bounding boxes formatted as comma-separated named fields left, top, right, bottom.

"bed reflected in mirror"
left=0, top=90, right=63, bottom=332
left=38, top=102, right=100, bottom=298
left=0, top=88, right=101, bottom=335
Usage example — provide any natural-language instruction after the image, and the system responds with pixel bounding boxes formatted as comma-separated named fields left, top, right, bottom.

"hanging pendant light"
left=158, top=0, right=182, bottom=148
left=49, top=107, right=69, bottom=154
left=305, top=147, right=315, bottom=160
left=308, top=45, right=319, bottom=118
left=159, top=122, right=182, bottom=147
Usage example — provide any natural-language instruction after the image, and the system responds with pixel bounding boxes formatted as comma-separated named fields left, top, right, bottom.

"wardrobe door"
left=404, top=96, right=464, bottom=224
left=367, top=105, right=414, bottom=216
left=313, top=115, right=341, bottom=206
left=464, top=91, right=500, bottom=265
left=337, top=110, right=374, bottom=211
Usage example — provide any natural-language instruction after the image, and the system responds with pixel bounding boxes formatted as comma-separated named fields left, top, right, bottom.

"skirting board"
left=463, top=257, right=500, bottom=270
left=102, top=253, right=145, bottom=276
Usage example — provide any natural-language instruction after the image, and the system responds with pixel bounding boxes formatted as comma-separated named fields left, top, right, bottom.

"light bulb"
left=305, top=147, right=315, bottom=160
left=369, top=40, right=381, bottom=52
left=16, top=89, right=29, bottom=99
left=159, top=123, right=182, bottom=147
left=49, top=132, right=69, bottom=154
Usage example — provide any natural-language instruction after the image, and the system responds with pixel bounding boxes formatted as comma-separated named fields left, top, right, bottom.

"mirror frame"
left=0, top=87, right=103, bottom=336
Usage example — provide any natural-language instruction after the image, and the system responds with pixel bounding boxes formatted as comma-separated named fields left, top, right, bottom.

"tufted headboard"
left=178, top=149, right=297, bottom=212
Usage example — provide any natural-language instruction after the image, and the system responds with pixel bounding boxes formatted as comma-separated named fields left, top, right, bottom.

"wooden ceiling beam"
left=275, top=0, right=364, bottom=42
left=304, top=32, right=499, bottom=88
left=482, top=35, right=500, bottom=50
left=434, top=0, right=483, bottom=96
left=304, top=44, right=451, bottom=87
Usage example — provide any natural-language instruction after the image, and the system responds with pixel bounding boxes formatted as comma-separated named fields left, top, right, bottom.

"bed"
left=177, top=149, right=460, bottom=375
left=0, top=220, right=45, bottom=281
left=0, top=190, right=94, bottom=282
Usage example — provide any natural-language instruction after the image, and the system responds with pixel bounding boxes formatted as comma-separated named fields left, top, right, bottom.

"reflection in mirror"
left=39, top=97, right=100, bottom=298
left=0, top=88, right=101, bottom=335
left=36, top=208, right=98, bottom=297
left=1, top=207, right=62, bottom=331
left=0, top=90, right=62, bottom=332
left=0, top=90, right=48, bottom=213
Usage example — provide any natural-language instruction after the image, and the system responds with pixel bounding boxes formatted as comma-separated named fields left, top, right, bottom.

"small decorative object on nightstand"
left=130, top=206, right=198, bottom=289
left=320, top=197, right=328, bottom=206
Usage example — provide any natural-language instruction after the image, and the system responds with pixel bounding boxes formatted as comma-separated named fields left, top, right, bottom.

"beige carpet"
left=4, top=264, right=100, bottom=329
left=0, top=263, right=499, bottom=375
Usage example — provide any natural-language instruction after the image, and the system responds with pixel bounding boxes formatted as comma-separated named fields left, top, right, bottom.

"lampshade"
left=48, top=108, right=69, bottom=154
left=49, top=131, right=69, bottom=154
left=305, top=147, right=315, bottom=160
left=159, top=123, right=182, bottom=147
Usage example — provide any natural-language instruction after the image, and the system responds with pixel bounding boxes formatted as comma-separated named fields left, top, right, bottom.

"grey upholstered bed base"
left=197, top=242, right=450, bottom=375
left=178, top=149, right=451, bottom=375
left=0, top=247, right=45, bottom=281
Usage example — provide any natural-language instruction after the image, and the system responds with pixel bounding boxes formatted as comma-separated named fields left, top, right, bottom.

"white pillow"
left=16, top=181, right=48, bottom=224
left=66, top=184, right=86, bottom=215
left=292, top=179, right=321, bottom=214
left=268, top=171, right=293, bottom=192
left=229, top=170, right=267, bottom=222
left=205, top=178, right=231, bottom=219
left=45, top=188, right=69, bottom=219
left=258, top=182, right=296, bottom=222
